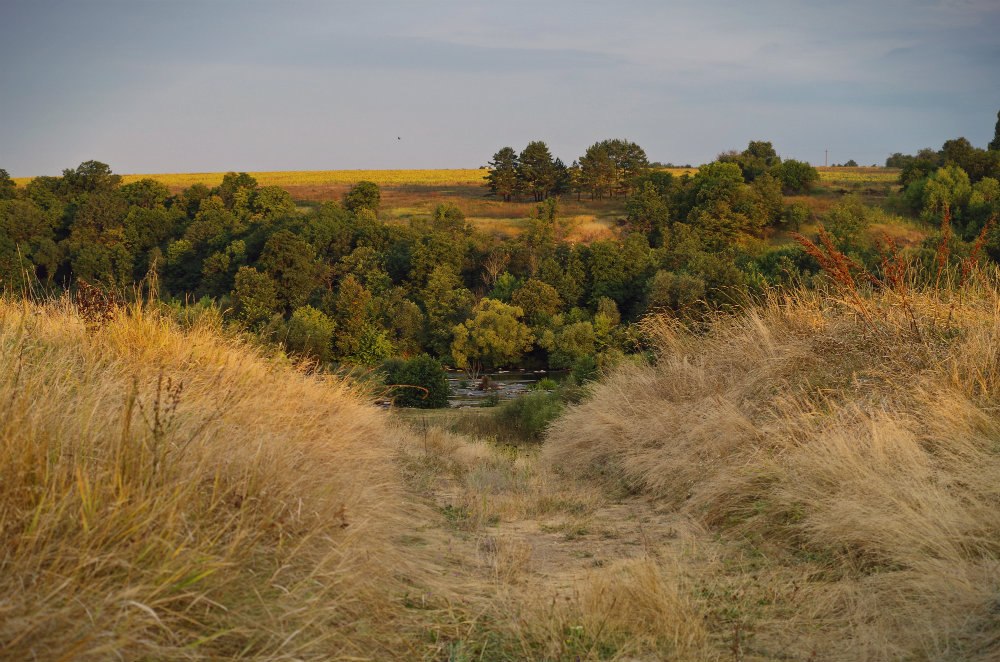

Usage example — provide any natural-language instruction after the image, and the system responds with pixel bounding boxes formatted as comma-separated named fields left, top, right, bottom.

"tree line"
left=3, top=121, right=998, bottom=407
left=486, top=138, right=819, bottom=203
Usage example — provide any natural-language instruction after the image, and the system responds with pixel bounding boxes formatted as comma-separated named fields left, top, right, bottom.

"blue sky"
left=1, top=0, right=998, bottom=176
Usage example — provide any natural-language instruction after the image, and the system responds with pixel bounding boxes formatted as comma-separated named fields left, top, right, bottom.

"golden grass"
left=0, top=296, right=435, bottom=660
left=544, top=276, right=1000, bottom=660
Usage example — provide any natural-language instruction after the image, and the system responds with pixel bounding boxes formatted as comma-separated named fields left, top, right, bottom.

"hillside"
left=545, top=272, right=1000, bottom=659
left=0, top=297, right=436, bottom=659
left=5, top=268, right=999, bottom=660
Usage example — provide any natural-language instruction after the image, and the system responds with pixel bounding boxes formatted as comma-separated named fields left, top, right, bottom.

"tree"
left=0, top=169, right=17, bottom=200
left=990, top=109, right=1000, bottom=152
left=259, top=230, right=321, bottom=313
left=382, top=354, right=450, bottom=408
left=603, top=138, right=649, bottom=195
left=625, top=181, right=670, bottom=242
left=232, top=266, right=279, bottom=330
left=486, top=147, right=519, bottom=202
left=451, top=299, right=533, bottom=376
left=62, top=161, right=121, bottom=196
left=773, top=159, right=819, bottom=193
left=579, top=142, right=616, bottom=199
left=343, top=181, right=381, bottom=214
left=331, top=274, right=372, bottom=357
left=422, top=266, right=475, bottom=357
left=511, top=278, right=562, bottom=326
left=823, top=196, right=873, bottom=254
left=286, top=305, right=336, bottom=362
left=119, top=178, right=170, bottom=209
left=249, top=186, right=297, bottom=221
left=518, top=141, right=557, bottom=202
left=544, top=321, right=595, bottom=369
left=217, top=172, right=257, bottom=208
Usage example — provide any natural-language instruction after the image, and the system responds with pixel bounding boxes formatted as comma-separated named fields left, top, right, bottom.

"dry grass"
left=395, top=421, right=712, bottom=660
left=0, top=296, right=437, bottom=660
left=544, top=273, right=1000, bottom=659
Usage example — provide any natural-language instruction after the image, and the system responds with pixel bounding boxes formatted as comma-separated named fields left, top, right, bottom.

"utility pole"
left=825, top=149, right=828, bottom=167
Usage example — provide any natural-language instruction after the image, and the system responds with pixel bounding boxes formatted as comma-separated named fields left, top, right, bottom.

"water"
left=447, top=369, right=563, bottom=407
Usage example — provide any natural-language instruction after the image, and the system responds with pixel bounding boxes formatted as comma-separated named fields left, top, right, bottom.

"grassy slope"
left=544, top=277, right=1000, bottom=660
left=0, top=298, right=437, bottom=660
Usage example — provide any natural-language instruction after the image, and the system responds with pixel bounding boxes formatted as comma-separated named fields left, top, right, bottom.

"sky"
left=1, top=0, right=998, bottom=177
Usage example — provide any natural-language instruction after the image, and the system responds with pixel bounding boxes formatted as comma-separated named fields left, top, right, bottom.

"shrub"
left=493, top=390, right=564, bottom=442
left=383, top=354, right=450, bottom=408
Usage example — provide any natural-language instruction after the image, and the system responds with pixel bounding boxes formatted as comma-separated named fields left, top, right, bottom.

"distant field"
left=12, top=167, right=702, bottom=189
left=12, top=166, right=892, bottom=190
left=816, top=166, right=900, bottom=184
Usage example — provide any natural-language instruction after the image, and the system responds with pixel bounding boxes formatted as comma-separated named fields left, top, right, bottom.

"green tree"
left=823, top=196, right=872, bottom=254
left=451, top=299, right=533, bottom=375
left=518, top=141, right=557, bottom=202
left=773, top=159, right=819, bottom=193
left=0, top=169, right=18, bottom=200
left=217, top=172, right=258, bottom=208
left=232, top=266, right=279, bottom=330
left=579, top=142, right=617, bottom=199
left=259, top=230, right=321, bottom=313
left=486, top=147, right=519, bottom=202
left=286, top=305, right=336, bottom=362
left=331, top=274, right=372, bottom=357
left=343, top=181, right=381, bottom=214
left=603, top=138, right=650, bottom=195
left=625, top=181, right=670, bottom=243
left=249, top=186, right=297, bottom=221
left=119, top=178, right=170, bottom=209
left=383, top=354, right=450, bottom=408
left=62, top=161, right=121, bottom=196
left=990, top=109, right=1000, bottom=152
left=512, top=278, right=562, bottom=326
left=422, top=266, right=475, bottom=356
left=545, top=321, right=595, bottom=369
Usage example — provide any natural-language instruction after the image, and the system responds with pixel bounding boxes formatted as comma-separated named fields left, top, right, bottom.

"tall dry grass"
left=0, top=296, right=430, bottom=660
left=545, top=272, right=1000, bottom=659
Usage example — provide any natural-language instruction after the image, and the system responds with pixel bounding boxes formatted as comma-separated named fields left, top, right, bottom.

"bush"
left=493, top=390, right=564, bottom=442
left=382, top=354, right=450, bottom=408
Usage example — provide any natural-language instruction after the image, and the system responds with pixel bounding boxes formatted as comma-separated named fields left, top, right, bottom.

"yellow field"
left=12, top=168, right=491, bottom=189
left=816, top=166, right=900, bottom=183
left=12, top=167, right=703, bottom=189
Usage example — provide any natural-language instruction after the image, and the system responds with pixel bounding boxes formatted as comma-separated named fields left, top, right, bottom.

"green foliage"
left=492, top=390, right=563, bottom=442
left=217, top=172, right=257, bottom=208
left=232, top=266, right=279, bottom=330
left=545, top=321, right=596, bottom=370
left=991, top=109, right=1000, bottom=152
left=285, top=305, right=335, bottom=362
left=0, top=169, right=16, bottom=200
left=383, top=354, right=450, bottom=408
left=773, top=159, right=819, bottom=193
left=647, top=270, right=706, bottom=313
left=518, top=141, right=557, bottom=202
left=625, top=181, right=670, bottom=243
left=343, top=181, right=381, bottom=214
left=423, top=266, right=475, bottom=357
left=451, top=299, right=533, bottom=374
left=259, top=230, right=321, bottom=312
left=781, top=201, right=812, bottom=230
left=486, top=147, right=519, bottom=202
left=512, top=278, right=562, bottom=326
left=823, top=196, right=873, bottom=254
